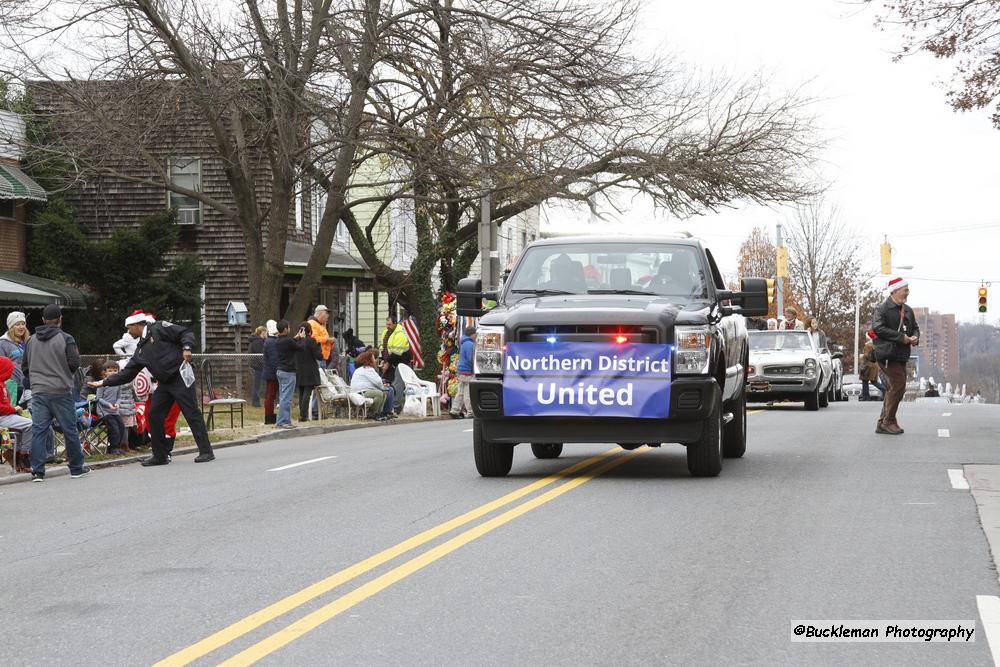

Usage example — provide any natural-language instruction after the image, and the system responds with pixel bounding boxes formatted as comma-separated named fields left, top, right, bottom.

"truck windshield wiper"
left=510, top=288, right=575, bottom=295
left=587, top=289, right=657, bottom=296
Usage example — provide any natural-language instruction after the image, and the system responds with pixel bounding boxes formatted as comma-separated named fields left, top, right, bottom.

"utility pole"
left=477, top=17, right=499, bottom=289
left=775, top=224, right=784, bottom=316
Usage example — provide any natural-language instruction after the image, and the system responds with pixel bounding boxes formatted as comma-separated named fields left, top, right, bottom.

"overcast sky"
left=541, top=0, right=1000, bottom=324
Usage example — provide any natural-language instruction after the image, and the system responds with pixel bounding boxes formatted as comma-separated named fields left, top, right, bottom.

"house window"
left=167, top=157, right=202, bottom=225
left=0, top=199, right=14, bottom=219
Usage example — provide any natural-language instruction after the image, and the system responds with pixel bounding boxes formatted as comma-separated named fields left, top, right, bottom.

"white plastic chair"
left=315, top=369, right=373, bottom=420
left=396, top=364, right=441, bottom=417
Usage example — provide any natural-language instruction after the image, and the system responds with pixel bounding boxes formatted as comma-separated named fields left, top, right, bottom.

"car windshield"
left=749, top=331, right=814, bottom=351
left=504, top=242, right=709, bottom=302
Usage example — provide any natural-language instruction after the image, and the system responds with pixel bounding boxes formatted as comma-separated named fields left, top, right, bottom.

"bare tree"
left=784, top=198, right=881, bottom=366
left=874, top=0, right=1000, bottom=128
left=2, top=0, right=825, bottom=375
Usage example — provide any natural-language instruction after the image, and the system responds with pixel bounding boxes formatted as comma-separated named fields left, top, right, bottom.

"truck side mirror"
left=457, top=278, right=488, bottom=317
left=737, top=277, right=769, bottom=317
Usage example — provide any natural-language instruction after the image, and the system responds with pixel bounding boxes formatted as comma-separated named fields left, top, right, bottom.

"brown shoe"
left=875, top=422, right=894, bottom=434
left=883, top=423, right=903, bottom=435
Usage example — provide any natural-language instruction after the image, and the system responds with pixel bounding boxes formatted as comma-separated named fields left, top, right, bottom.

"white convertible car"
left=746, top=330, right=835, bottom=410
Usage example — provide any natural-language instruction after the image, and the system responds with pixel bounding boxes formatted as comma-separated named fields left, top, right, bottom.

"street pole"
left=479, top=171, right=491, bottom=288
left=854, top=282, right=861, bottom=374
left=775, top=224, right=784, bottom=317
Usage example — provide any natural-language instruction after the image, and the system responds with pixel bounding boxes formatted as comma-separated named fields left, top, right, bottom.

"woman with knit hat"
left=0, top=311, right=29, bottom=393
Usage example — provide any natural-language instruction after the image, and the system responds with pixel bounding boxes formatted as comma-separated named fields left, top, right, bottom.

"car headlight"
left=475, top=326, right=505, bottom=375
left=674, top=325, right=711, bottom=374
left=804, top=358, right=817, bottom=379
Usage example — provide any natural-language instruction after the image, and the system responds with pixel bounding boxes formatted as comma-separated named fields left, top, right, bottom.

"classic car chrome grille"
left=763, top=365, right=803, bottom=375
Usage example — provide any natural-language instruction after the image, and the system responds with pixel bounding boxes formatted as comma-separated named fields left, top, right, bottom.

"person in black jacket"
left=248, top=325, right=267, bottom=407
left=273, top=320, right=305, bottom=428
left=90, top=318, right=215, bottom=465
left=295, top=321, right=323, bottom=421
left=871, top=276, right=920, bottom=435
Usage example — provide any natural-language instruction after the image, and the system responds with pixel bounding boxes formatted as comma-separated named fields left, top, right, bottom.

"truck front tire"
left=474, top=419, right=514, bottom=477
left=530, top=443, right=563, bottom=459
left=723, top=390, right=747, bottom=459
left=687, top=391, right=723, bottom=477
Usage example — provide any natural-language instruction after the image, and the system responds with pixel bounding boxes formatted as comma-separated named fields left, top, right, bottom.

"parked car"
left=747, top=330, right=827, bottom=410
left=810, top=331, right=844, bottom=404
left=842, top=373, right=883, bottom=401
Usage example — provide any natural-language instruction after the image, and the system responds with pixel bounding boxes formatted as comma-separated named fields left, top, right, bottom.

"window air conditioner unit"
left=178, top=208, right=200, bottom=226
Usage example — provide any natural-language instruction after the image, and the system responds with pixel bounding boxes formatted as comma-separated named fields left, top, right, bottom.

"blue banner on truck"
left=502, top=342, right=672, bottom=418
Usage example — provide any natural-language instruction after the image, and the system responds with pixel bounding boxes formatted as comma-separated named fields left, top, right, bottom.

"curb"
left=0, top=415, right=449, bottom=487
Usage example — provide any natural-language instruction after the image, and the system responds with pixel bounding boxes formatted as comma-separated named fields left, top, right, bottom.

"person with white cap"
left=871, top=276, right=920, bottom=435
left=113, top=309, right=147, bottom=357
left=90, top=313, right=215, bottom=464
left=0, top=310, right=29, bottom=391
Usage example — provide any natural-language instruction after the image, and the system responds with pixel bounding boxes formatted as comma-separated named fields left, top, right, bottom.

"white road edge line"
left=948, top=469, right=970, bottom=490
left=938, top=428, right=951, bottom=438
left=977, top=595, right=1000, bottom=664
left=267, top=456, right=337, bottom=472
left=943, top=412, right=952, bottom=417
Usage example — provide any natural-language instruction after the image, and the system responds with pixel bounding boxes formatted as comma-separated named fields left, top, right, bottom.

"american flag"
left=402, top=315, right=424, bottom=369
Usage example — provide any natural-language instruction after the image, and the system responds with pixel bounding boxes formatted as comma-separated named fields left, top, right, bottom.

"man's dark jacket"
left=872, top=298, right=920, bottom=362
left=103, top=321, right=195, bottom=386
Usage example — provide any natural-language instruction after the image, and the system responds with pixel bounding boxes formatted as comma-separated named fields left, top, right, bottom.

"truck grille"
left=516, top=325, right=658, bottom=344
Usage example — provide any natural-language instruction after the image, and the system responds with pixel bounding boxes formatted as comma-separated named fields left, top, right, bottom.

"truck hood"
left=479, top=294, right=712, bottom=331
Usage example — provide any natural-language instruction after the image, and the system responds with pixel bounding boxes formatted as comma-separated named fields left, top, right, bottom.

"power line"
left=904, top=276, right=998, bottom=285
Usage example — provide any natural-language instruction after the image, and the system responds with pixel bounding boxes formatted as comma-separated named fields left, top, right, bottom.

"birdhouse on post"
left=226, top=301, right=249, bottom=326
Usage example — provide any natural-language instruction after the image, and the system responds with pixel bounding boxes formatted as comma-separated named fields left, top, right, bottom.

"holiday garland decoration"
left=437, top=292, right=460, bottom=398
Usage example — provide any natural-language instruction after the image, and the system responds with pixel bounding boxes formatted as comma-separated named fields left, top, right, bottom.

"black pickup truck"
left=456, top=236, right=768, bottom=478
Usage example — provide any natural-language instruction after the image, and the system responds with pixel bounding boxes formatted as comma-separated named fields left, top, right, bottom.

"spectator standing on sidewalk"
left=262, top=320, right=279, bottom=424
left=248, top=325, right=266, bottom=407
left=872, top=276, right=920, bottom=435
left=22, top=304, right=89, bottom=481
left=306, top=305, right=336, bottom=367
left=93, top=360, right=130, bottom=455
left=91, top=315, right=215, bottom=465
left=859, top=334, right=885, bottom=401
left=449, top=326, right=475, bottom=418
left=294, top=321, right=323, bottom=421
left=0, top=311, right=28, bottom=394
left=273, top=320, right=305, bottom=429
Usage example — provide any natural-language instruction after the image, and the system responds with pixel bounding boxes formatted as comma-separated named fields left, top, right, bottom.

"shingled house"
left=30, top=81, right=372, bottom=352
left=0, top=110, right=87, bottom=316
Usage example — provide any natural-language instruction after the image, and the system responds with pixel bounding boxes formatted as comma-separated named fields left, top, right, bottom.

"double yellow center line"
left=155, top=445, right=647, bottom=666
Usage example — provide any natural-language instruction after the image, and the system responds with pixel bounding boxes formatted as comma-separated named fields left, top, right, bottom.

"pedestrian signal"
left=765, top=278, right=776, bottom=305
left=979, top=287, right=988, bottom=313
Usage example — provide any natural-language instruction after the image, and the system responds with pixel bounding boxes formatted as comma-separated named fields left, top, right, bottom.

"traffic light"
left=979, top=286, right=988, bottom=313
left=766, top=278, right=776, bottom=305
left=880, top=242, right=892, bottom=274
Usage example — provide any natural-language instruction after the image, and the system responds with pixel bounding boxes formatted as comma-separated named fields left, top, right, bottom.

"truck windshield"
left=504, top=243, right=708, bottom=302
left=748, top=331, right=814, bottom=351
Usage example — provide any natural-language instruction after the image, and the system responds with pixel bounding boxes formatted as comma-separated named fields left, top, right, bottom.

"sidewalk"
left=0, top=415, right=446, bottom=486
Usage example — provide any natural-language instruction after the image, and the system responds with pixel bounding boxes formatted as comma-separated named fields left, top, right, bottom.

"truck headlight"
left=674, top=325, right=711, bottom=375
left=475, top=326, right=505, bottom=375
left=805, top=358, right=817, bottom=379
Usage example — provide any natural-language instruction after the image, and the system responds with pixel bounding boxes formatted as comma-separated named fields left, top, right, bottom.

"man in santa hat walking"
left=871, top=276, right=920, bottom=435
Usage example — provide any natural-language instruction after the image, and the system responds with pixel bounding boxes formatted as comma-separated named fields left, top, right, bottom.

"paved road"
left=2, top=400, right=999, bottom=666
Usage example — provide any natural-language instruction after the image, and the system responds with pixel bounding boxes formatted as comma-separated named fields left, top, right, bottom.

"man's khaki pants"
left=878, top=360, right=908, bottom=427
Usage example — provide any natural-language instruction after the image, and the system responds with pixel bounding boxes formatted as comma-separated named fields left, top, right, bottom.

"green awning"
left=0, top=272, right=87, bottom=308
left=0, top=165, right=46, bottom=201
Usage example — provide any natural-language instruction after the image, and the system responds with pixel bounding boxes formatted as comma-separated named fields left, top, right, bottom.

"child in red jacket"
left=0, top=357, right=33, bottom=471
